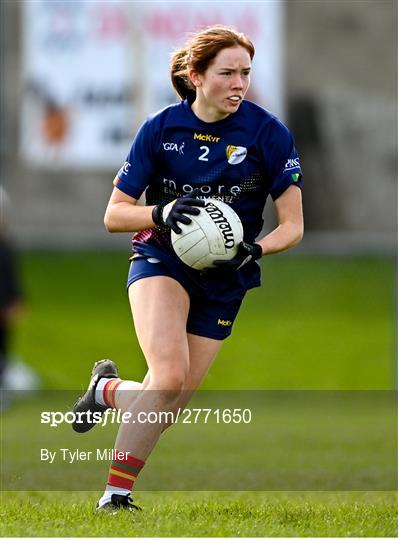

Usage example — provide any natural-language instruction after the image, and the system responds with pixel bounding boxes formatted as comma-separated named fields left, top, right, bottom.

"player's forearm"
left=104, top=202, right=156, bottom=233
left=257, top=221, right=304, bottom=256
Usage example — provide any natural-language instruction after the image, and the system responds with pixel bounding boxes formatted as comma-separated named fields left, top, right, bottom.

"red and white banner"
left=20, top=1, right=283, bottom=169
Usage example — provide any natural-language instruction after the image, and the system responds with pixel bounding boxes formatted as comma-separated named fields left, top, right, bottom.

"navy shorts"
left=127, top=256, right=244, bottom=340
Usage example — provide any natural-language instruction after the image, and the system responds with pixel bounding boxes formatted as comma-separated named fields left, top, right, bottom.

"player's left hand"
left=213, top=241, right=262, bottom=271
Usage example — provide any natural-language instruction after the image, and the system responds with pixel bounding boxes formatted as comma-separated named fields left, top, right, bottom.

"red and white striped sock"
left=95, top=377, right=122, bottom=408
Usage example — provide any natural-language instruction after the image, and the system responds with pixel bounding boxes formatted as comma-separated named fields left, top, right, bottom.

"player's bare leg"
left=160, top=333, right=223, bottom=432
left=112, top=334, right=221, bottom=421
left=96, top=276, right=224, bottom=510
left=113, top=275, right=190, bottom=457
left=96, top=276, right=189, bottom=509
left=73, top=300, right=222, bottom=444
left=111, top=372, right=149, bottom=412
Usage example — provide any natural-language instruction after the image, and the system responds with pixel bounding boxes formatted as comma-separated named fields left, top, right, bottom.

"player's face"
left=191, top=46, right=252, bottom=122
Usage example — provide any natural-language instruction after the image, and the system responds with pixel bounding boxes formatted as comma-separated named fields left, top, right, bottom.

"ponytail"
left=170, top=48, right=196, bottom=101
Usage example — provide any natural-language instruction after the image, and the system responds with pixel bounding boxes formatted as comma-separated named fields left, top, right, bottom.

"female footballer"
left=73, top=25, right=303, bottom=511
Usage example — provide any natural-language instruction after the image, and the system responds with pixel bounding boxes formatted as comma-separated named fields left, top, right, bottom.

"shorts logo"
left=194, top=133, right=221, bottom=143
left=226, top=145, right=247, bottom=165
left=218, top=319, right=232, bottom=326
left=163, top=142, right=185, bottom=155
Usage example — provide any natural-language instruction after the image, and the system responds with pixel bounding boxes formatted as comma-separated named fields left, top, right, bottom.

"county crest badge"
left=226, top=145, right=247, bottom=165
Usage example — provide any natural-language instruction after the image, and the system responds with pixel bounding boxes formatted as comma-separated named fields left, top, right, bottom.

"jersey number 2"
left=198, top=146, right=209, bottom=161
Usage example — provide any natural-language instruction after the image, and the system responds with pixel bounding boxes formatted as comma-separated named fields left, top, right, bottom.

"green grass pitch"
left=1, top=252, right=396, bottom=536
left=1, top=491, right=397, bottom=537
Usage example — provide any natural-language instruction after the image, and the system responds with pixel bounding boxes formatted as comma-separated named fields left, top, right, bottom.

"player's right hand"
left=152, top=189, right=205, bottom=234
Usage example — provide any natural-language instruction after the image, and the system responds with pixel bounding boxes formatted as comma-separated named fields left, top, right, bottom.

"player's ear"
left=188, top=69, right=202, bottom=88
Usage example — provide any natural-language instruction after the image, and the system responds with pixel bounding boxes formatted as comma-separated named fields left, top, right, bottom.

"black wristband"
left=152, top=204, right=164, bottom=226
left=253, top=243, right=263, bottom=260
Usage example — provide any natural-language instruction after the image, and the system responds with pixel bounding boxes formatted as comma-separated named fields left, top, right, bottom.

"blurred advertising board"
left=20, top=1, right=283, bottom=169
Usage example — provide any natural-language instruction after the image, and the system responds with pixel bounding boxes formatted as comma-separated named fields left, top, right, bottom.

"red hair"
left=170, top=25, right=255, bottom=101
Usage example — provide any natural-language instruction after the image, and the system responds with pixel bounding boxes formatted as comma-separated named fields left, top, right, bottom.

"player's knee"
left=148, top=368, right=187, bottom=397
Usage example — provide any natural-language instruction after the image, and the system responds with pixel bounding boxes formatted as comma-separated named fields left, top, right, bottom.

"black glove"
left=213, top=241, right=262, bottom=271
left=152, top=189, right=205, bottom=234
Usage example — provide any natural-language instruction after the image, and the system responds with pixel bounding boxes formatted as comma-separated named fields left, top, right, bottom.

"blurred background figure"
left=0, top=187, right=39, bottom=397
left=0, top=186, right=23, bottom=388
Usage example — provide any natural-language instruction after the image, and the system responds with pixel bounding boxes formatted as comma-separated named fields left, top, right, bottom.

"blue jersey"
left=114, top=98, right=302, bottom=299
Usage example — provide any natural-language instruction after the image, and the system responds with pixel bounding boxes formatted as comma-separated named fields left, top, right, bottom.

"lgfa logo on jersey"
left=226, top=145, right=247, bottom=165
left=163, top=142, right=185, bottom=155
